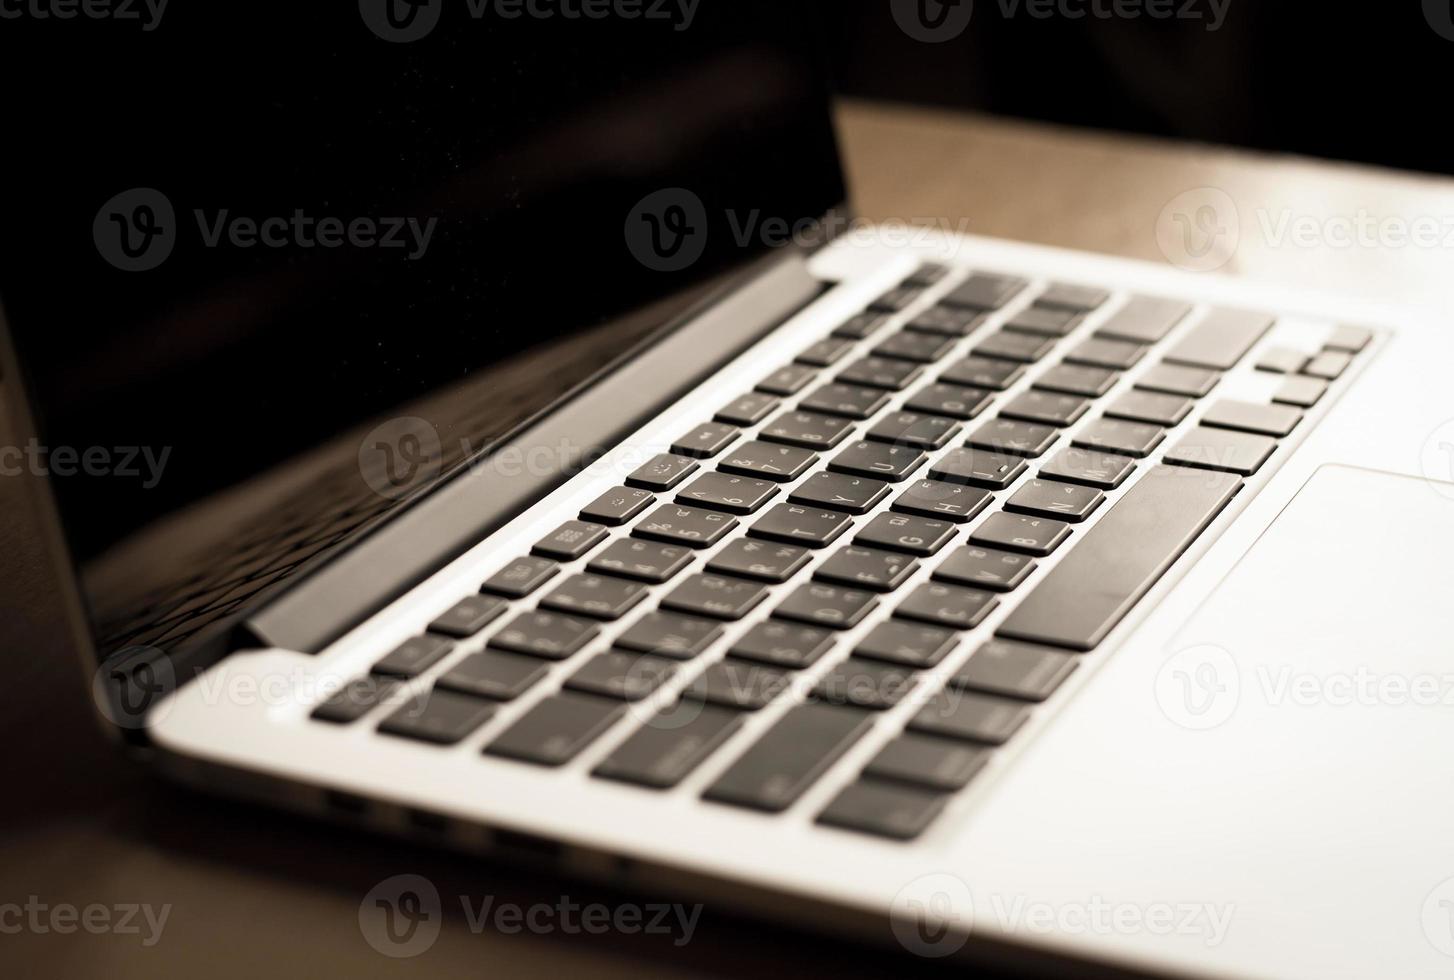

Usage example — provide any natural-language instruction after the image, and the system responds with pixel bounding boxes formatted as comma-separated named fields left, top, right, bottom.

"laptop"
left=3, top=6, right=1450, bottom=979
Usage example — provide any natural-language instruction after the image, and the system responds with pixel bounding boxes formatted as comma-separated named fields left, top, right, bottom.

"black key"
left=829, top=441, right=927, bottom=483
left=1096, top=295, right=1192, bottom=344
left=974, top=330, right=1057, bottom=364
left=934, top=545, right=1037, bottom=592
left=592, top=702, right=744, bottom=789
left=970, top=512, right=1072, bottom=556
left=1066, top=337, right=1147, bottom=371
left=796, top=337, right=856, bottom=367
left=489, top=611, right=599, bottom=660
left=799, top=383, right=892, bottom=420
left=815, top=545, right=920, bottom=592
left=672, top=422, right=738, bottom=459
left=707, top=538, right=811, bottom=583
left=311, top=676, right=401, bottom=724
left=998, top=464, right=1241, bottom=651
left=1005, top=479, right=1105, bottom=523
left=761, top=411, right=856, bottom=450
left=907, top=305, right=984, bottom=337
left=832, top=311, right=890, bottom=340
left=379, top=688, right=497, bottom=746
left=373, top=635, right=455, bottom=678
left=864, top=735, right=991, bottom=791
left=906, top=262, right=950, bottom=287
left=1164, top=427, right=1275, bottom=476
left=1135, top=363, right=1220, bottom=398
left=661, top=573, right=770, bottom=621
left=703, top=703, right=874, bottom=813
left=756, top=363, right=818, bottom=396
left=532, top=520, right=609, bottom=561
left=634, top=504, right=737, bottom=548
left=1303, top=351, right=1352, bottom=380
left=999, top=390, right=1089, bottom=427
left=616, top=610, right=723, bottom=659
left=731, top=620, right=836, bottom=668
left=564, top=651, right=677, bottom=701
left=775, top=582, right=880, bottom=630
left=1273, top=376, right=1328, bottom=408
left=1005, top=306, right=1080, bottom=337
left=892, top=479, right=993, bottom=524
left=966, top=418, right=1059, bottom=458
left=951, top=639, right=1078, bottom=702
left=813, top=658, right=917, bottom=711
left=719, top=440, right=817, bottom=482
left=856, top=512, right=957, bottom=557
left=790, top=471, right=891, bottom=515
left=903, top=382, right=994, bottom=420
left=939, top=355, right=1026, bottom=391
left=686, top=659, right=794, bottom=710
left=838, top=356, right=924, bottom=391
left=1104, top=390, right=1194, bottom=427
left=580, top=486, right=655, bottom=526
left=428, top=595, right=508, bottom=638
left=588, top=538, right=694, bottom=584
left=866, top=411, right=961, bottom=451
left=874, top=330, right=957, bottom=364
left=1072, top=418, right=1166, bottom=459
left=1037, top=282, right=1109, bottom=312
left=869, top=285, right=923, bottom=313
left=1326, top=325, right=1373, bottom=353
left=749, top=504, right=853, bottom=548
left=540, top=574, right=649, bottom=621
left=816, top=781, right=947, bottom=841
left=909, top=690, right=1031, bottom=745
left=484, top=694, right=625, bottom=767
left=854, top=620, right=958, bottom=668
left=1033, top=363, right=1119, bottom=398
left=481, top=556, right=559, bottom=599
left=929, top=447, right=1027, bottom=490
left=943, top=272, right=1026, bottom=311
left=437, top=651, right=550, bottom=701
left=1201, top=399, right=1303, bottom=438
left=626, top=453, right=699, bottom=492
left=896, top=581, right=998, bottom=630
left=675, top=472, right=779, bottom=515
left=1039, top=447, right=1137, bottom=490
left=1164, top=308, right=1274, bottom=370
left=715, top=392, right=779, bottom=426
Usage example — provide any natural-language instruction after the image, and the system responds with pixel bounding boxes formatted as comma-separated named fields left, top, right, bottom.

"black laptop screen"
left=0, top=3, right=843, bottom=661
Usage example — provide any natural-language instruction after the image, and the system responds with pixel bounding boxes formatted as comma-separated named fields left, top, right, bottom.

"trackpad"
left=1172, top=464, right=1454, bottom=722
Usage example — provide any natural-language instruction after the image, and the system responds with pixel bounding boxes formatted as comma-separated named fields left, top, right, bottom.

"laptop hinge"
left=243, top=250, right=828, bottom=654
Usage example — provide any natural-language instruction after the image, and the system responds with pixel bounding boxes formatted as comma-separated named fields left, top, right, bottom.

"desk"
left=3, top=99, right=1451, bottom=979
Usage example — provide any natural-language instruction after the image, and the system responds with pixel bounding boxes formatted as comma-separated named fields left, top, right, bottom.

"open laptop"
left=3, top=6, right=1451, bottom=979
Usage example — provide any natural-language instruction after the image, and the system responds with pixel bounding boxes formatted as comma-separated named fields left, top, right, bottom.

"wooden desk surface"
left=4, top=99, right=1451, bottom=979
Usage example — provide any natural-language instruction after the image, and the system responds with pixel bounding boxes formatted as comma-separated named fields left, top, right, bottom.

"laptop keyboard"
left=310, top=263, right=1373, bottom=842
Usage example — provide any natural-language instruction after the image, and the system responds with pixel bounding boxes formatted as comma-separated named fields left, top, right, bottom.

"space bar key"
left=996, top=465, right=1241, bottom=651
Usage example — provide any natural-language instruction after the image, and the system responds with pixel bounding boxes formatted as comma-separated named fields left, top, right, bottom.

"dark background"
left=829, top=1, right=1454, bottom=176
